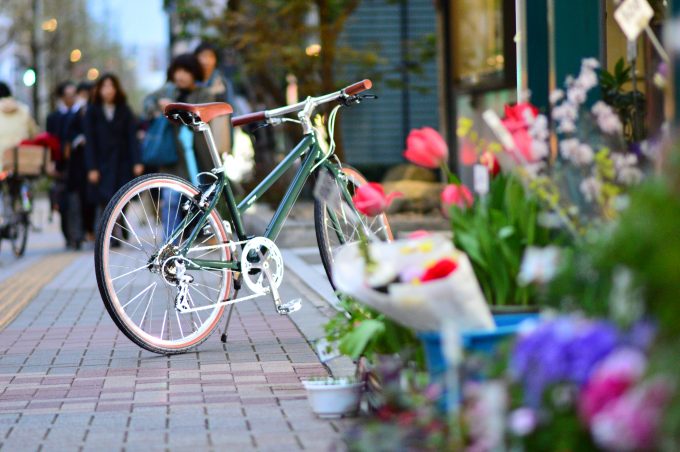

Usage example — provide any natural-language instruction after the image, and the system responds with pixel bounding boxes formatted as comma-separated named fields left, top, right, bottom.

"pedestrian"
left=194, top=42, right=235, bottom=170
left=144, top=52, right=230, bottom=178
left=194, top=42, right=235, bottom=106
left=46, top=81, right=78, bottom=246
left=84, top=74, right=143, bottom=238
left=0, top=81, right=38, bottom=166
left=64, top=81, right=95, bottom=248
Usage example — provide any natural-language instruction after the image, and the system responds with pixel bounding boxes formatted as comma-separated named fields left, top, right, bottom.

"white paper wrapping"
left=333, top=235, right=494, bottom=333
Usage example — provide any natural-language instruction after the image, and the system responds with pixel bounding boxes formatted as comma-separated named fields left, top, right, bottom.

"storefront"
left=437, top=0, right=670, bottom=170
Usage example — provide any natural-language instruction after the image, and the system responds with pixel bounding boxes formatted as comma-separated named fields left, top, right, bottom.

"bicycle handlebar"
left=231, top=79, right=372, bottom=127
left=344, top=79, right=372, bottom=96
left=231, top=111, right=266, bottom=127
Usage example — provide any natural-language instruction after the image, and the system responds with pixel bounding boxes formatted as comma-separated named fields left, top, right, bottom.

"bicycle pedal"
left=276, top=298, right=302, bottom=315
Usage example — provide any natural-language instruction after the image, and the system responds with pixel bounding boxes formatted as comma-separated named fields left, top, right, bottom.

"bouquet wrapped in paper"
left=333, top=234, right=494, bottom=333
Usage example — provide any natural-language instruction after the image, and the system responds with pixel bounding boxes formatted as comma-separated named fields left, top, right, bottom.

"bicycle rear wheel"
left=9, top=214, right=29, bottom=257
left=314, top=166, right=394, bottom=290
left=95, top=173, right=233, bottom=354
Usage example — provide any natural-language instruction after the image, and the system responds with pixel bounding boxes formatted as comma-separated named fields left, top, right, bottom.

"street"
left=0, top=199, right=351, bottom=451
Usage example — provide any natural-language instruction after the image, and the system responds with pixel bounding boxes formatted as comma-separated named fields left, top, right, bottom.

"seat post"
left=197, top=123, right=223, bottom=171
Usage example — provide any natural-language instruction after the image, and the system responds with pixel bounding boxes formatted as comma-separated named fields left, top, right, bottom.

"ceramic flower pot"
left=302, top=379, right=363, bottom=419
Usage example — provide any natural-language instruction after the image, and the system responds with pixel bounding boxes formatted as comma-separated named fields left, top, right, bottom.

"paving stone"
left=0, top=221, right=351, bottom=450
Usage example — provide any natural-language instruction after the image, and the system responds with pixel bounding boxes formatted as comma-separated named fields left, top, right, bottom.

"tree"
left=168, top=0, right=379, bottom=160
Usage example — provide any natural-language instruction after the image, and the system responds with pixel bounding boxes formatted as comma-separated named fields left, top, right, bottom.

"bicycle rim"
left=96, top=174, right=232, bottom=353
left=314, top=166, right=393, bottom=288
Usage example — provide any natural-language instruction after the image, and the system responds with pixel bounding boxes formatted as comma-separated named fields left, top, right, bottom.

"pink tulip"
left=403, top=127, right=448, bottom=169
left=441, top=184, right=473, bottom=214
left=459, top=139, right=478, bottom=166
left=352, top=182, right=401, bottom=217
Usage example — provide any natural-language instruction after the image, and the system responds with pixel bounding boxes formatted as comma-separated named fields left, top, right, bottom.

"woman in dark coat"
left=85, top=74, right=143, bottom=222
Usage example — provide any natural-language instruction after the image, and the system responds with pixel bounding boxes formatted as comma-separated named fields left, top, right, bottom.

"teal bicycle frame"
left=165, top=132, right=352, bottom=273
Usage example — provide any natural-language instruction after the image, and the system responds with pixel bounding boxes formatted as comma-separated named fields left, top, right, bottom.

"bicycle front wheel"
left=314, top=166, right=394, bottom=290
left=95, top=173, right=233, bottom=354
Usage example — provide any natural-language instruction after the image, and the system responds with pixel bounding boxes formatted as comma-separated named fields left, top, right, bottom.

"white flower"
left=567, top=85, right=587, bottom=105
left=618, top=167, right=643, bottom=185
left=530, top=140, right=550, bottom=160
left=577, top=67, right=598, bottom=91
left=571, top=143, right=594, bottom=166
left=558, top=120, right=576, bottom=134
left=529, top=114, right=550, bottom=141
left=559, top=138, right=580, bottom=159
left=552, top=102, right=578, bottom=122
left=582, top=57, right=601, bottom=70
left=580, top=177, right=602, bottom=202
left=592, top=101, right=623, bottom=135
left=518, top=246, right=561, bottom=285
left=549, top=89, right=565, bottom=104
left=509, top=408, right=537, bottom=437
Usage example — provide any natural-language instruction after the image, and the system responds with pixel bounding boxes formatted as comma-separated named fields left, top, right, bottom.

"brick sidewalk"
left=0, top=253, right=350, bottom=451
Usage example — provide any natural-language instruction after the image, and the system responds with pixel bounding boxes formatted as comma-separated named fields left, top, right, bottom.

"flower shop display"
left=317, top=56, right=680, bottom=450
left=302, top=377, right=364, bottom=418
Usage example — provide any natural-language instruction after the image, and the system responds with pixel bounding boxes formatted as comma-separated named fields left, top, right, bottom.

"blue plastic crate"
left=419, top=312, right=539, bottom=378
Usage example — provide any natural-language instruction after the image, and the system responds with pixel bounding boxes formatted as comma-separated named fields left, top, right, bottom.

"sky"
left=87, top=0, right=169, bottom=90
left=87, top=0, right=168, bottom=48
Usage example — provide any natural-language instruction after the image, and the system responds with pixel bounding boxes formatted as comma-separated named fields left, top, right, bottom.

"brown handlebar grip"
left=231, top=111, right=267, bottom=127
left=344, top=79, right=373, bottom=96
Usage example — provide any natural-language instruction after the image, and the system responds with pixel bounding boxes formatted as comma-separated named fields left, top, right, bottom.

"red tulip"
left=501, top=102, right=539, bottom=163
left=504, top=103, right=538, bottom=123
left=441, top=183, right=473, bottom=213
left=420, top=257, right=458, bottom=282
left=480, top=151, right=500, bottom=176
left=403, top=127, right=448, bottom=169
left=352, top=182, right=402, bottom=217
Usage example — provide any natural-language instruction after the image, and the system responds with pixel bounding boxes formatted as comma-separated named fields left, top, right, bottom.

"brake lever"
left=341, top=94, right=378, bottom=107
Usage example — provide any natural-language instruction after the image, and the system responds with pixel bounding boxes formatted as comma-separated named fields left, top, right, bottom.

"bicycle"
left=0, top=172, right=32, bottom=257
left=94, top=79, right=394, bottom=354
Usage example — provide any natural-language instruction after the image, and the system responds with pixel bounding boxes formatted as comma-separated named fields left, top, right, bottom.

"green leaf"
left=338, top=319, right=385, bottom=359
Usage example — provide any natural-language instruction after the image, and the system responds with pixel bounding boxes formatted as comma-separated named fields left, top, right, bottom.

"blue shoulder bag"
left=141, top=117, right=178, bottom=167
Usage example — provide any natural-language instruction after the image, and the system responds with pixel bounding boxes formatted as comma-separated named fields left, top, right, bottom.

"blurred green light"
left=23, top=69, right=36, bottom=87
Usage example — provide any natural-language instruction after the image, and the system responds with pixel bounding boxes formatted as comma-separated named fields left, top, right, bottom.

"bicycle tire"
left=314, top=166, right=394, bottom=290
left=95, top=173, right=233, bottom=354
left=10, top=214, right=29, bottom=257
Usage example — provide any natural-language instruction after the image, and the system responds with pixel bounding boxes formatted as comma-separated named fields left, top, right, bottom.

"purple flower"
left=511, top=316, right=620, bottom=406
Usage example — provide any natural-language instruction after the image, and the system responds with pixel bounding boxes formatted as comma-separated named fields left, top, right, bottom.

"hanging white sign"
left=614, top=0, right=654, bottom=42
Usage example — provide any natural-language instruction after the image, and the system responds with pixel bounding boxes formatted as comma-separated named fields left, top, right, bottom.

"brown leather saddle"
left=164, top=102, right=233, bottom=127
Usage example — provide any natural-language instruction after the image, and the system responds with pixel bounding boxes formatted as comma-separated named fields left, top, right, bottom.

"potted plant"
left=302, top=376, right=363, bottom=418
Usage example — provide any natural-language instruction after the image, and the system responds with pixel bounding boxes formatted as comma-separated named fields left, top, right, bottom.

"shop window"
left=451, top=0, right=516, bottom=91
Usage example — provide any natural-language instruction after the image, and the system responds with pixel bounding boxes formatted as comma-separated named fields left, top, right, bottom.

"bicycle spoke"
left=121, top=282, right=156, bottom=309
left=112, top=264, right=149, bottom=282
left=110, top=234, right=143, bottom=251
left=136, top=193, right=157, bottom=244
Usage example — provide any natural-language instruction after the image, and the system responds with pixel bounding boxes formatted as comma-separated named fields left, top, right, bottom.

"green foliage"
left=599, top=58, right=646, bottom=143
left=324, top=296, right=423, bottom=366
left=450, top=174, right=556, bottom=306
